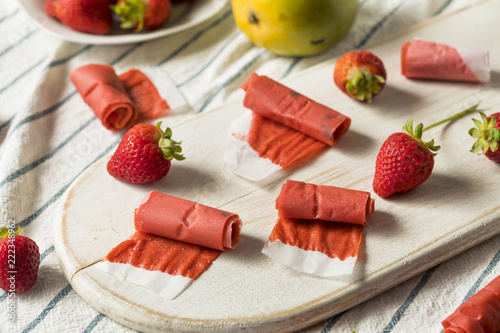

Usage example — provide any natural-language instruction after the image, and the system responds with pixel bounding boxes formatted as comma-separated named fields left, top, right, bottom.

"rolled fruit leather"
left=224, top=74, right=350, bottom=181
left=70, top=64, right=174, bottom=131
left=96, top=191, right=242, bottom=299
left=134, top=191, right=242, bottom=251
left=241, top=73, right=351, bottom=146
left=275, top=180, right=375, bottom=225
left=70, top=64, right=138, bottom=131
left=442, top=274, right=500, bottom=333
left=401, top=38, right=490, bottom=83
left=262, top=180, right=374, bottom=277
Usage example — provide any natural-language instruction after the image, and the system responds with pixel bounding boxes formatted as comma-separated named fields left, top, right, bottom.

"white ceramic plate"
left=18, top=0, right=229, bottom=45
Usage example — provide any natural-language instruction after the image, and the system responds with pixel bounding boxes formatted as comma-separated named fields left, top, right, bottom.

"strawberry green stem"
left=346, top=70, right=385, bottom=103
left=422, top=103, right=480, bottom=132
left=403, top=102, right=480, bottom=156
left=110, top=0, right=147, bottom=32
left=469, top=111, right=500, bottom=154
left=157, top=122, right=185, bottom=161
left=0, top=226, right=20, bottom=240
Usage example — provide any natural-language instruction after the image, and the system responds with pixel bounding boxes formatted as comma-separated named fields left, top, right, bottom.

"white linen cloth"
left=0, top=0, right=496, bottom=332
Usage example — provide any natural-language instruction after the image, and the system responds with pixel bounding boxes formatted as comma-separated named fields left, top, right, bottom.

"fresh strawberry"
left=111, top=0, right=171, bottom=32
left=334, top=50, right=386, bottom=103
left=0, top=226, right=40, bottom=293
left=45, top=0, right=113, bottom=35
left=469, top=111, right=500, bottom=163
left=373, top=103, right=479, bottom=197
left=373, top=119, right=438, bottom=197
left=107, top=122, right=184, bottom=183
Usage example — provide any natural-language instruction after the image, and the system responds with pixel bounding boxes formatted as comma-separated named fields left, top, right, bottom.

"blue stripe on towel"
left=434, top=0, right=455, bottom=16
left=0, top=114, right=14, bottom=132
left=0, top=55, right=48, bottom=95
left=0, top=45, right=93, bottom=99
left=382, top=265, right=439, bottom=332
left=21, top=284, right=73, bottom=333
left=0, top=8, right=20, bottom=25
left=320, top=311, right=346, bottom=333
left=280, top=57, right=302, bottom=80
left=48, top=45, right=94, bottom=68
left=82, top=313, right=106, bottom=333
left=177, top=31, right=241, bottom=87
left=196, top=49, right=267, bottom=114
left=16, top=137, right=120, bottom=229
left=0, top=116, right=95, bottom=188
left=155, top=9, right=233, bottom=67
left=0, top=29, right=39, bottom=59
left=110, top=42, right=144, bottom=66
left=7, top=91, right=77, bottom=139
left=355, top=0, right=407, bottom=49
left=461, top=247, right=500, bottom=304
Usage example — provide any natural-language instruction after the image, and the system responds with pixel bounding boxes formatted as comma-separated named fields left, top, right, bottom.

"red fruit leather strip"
left=241, top=73, right=351, bottom=146
left=247, top=113, right=327, bottom=168
left=275, top=180, right=375, bottom=225
left=103, top=231, right=220, bottom=280
left=70, top=64, right=138, bottom=131
left=401, top=39, right=480, bottom=82
left=134, top=191, right=242, bottom=251
left=268, top=217, right=363, bottom=261
left=118, top=69, right=170, bottom=123
left=442, top=275, right=500, bottom=333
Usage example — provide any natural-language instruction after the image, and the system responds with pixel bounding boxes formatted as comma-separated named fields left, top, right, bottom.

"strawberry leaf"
left=156, top=122, right=185, bottom=161
left=469, top=111, right=500, bottom=155
left=344, top=70, right=384, bottom=103
left=403, top=118, right=440, bottom=155
left=468, top=128, right=480, bottom=138
left=110, top=0, right=147, bottom=32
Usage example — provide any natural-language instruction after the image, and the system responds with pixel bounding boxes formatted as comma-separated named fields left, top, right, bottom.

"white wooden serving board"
left=54, top=1, right=500, bottom=332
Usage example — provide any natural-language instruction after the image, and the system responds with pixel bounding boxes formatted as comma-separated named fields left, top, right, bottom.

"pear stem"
left=422, top=103, right=480, bottom=132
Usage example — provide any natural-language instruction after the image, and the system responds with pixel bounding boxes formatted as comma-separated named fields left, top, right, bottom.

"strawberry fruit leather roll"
left=262, top=180, right=374, bottom=277
left=97, top=191, right=242, bottom=299
left=118, top=69, right=170, bottom=123
left=276, top=180, right=375, bottom=225
left=241, top=73, right=351, bottom=146
left=70, top=64, right=137, bottom=130
left=134, top=191, right=242, bottom=251
left=70, top=64, right=171, bottom=131
left=401, top=39, right=490, bottom=83
left=442, top=274, right=500, bottom=333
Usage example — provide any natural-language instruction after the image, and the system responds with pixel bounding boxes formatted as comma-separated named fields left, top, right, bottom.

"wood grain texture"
left=54, top=1, right=500, bottom=331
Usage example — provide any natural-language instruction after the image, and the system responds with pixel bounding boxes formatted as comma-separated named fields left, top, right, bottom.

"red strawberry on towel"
left=0, top=227, right=40, bottom=293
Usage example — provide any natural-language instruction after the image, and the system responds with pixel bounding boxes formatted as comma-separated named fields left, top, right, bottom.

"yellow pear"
left=231, top=0, right=359, bottom=56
